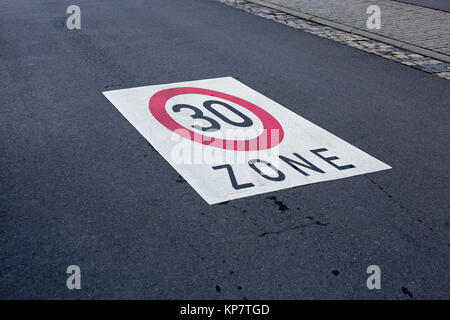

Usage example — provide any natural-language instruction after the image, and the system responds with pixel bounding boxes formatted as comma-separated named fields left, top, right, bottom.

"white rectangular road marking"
left=103, top=77, right=391, bottom=204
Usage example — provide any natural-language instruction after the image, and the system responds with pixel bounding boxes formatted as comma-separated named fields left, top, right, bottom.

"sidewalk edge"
left=248, top=0, right=450, bottom=63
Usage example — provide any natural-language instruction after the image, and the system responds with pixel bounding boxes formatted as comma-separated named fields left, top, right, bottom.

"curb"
left=248, top=0, right=450, bottom=63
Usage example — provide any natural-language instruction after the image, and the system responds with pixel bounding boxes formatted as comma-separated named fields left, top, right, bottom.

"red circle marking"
left=149, top=87, right=284, bottom=151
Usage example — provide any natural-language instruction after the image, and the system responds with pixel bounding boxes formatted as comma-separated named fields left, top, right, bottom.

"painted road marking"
left=103, top=77, right=391, bottom=204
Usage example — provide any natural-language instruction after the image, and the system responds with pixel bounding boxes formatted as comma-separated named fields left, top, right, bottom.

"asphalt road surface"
left=1, top=0, right=449, bottom=299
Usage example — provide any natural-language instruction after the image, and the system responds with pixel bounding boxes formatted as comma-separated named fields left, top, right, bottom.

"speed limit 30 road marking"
left=103, top=77, right=391, bottom=204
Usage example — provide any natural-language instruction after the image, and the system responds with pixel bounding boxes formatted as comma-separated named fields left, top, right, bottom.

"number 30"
left=172, top=100, right=253, bottom=132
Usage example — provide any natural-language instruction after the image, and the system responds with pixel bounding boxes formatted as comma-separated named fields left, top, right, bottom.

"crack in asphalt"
left=258, top=220, right=329, bottom=237
left=364, top=175, right=412, bottom=212
left=266, top=196, right=288, bottom=211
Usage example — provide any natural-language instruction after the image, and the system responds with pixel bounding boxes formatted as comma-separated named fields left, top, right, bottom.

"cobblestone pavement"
left=394, top=0, right=450, bottom=12
left=218, top=0, right=450, bottom=80
left=251, top=0, right=450, bottom=56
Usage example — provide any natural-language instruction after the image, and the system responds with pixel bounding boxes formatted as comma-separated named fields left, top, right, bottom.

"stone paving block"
left=253, top=0, right=450, bottom=57
left=218, top=0, right=450, bottom=80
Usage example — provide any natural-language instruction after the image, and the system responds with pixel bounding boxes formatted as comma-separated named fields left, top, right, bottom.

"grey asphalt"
left=1, top=0, right=449, bottom=299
